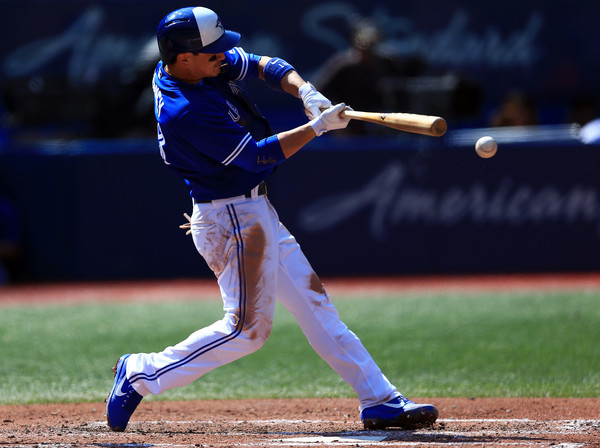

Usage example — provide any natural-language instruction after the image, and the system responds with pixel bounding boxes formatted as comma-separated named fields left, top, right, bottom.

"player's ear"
left=176, top=52, right=192, bottom=66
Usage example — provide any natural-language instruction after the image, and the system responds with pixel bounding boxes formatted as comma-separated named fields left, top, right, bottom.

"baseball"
left=475, top=136, right=497, bottom=158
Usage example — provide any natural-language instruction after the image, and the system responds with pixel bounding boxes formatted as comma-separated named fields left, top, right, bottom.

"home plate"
left=285, top=435, right=387, bottom=444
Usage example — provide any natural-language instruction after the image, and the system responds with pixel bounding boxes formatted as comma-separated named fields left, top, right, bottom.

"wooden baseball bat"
left=340, top=110, right=447, bottom=137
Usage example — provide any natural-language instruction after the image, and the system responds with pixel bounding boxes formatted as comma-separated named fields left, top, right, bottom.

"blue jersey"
left=152, top=47, right=286, bottom=201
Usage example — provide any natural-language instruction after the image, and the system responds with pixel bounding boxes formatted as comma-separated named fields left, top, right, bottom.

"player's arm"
left=255, top=56, right=346, bottom=158
left=222, top=50, right=346, bottom=159
left=224, top=49, right=332, bottom=119
left=258, top=56, right=332, bottom=119
left=257, top=56, right=304, bottom=97
left=275, top=104, right=349, bottom=158
left=204, top=104, right=349, bottom=166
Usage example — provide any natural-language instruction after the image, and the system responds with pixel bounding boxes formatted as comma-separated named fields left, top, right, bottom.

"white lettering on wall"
left=4, top=3, right=544, bottom=86
left=302, top=4, right=543, bottom=68
left=3, top=6, right=153, bottom=87
left=298, top=162, right=600, bottom=240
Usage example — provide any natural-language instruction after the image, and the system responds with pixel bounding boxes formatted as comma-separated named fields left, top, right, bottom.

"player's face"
left=189, top=52, right=226, bottom=79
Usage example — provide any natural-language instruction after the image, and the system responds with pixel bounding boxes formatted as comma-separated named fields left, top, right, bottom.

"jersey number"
left=157, top=123, right=169, bottom=165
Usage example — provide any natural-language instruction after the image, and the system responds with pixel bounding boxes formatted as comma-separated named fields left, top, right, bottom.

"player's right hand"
left=309, top=103, right=351, bottom=136
left=299, top=82, right=332, bottom=119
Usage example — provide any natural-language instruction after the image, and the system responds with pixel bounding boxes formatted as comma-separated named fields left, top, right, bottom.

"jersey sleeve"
left=221, top=47, right=262, bottom=81
left=175, top=105, right=285, bottom=172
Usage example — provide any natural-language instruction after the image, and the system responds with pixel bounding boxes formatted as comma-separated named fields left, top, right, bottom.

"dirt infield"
left=3, top=272, right=600, bottom=305
left=1, top=274, right=599, bottom=446
left=1, top=398, right=599, bottom=447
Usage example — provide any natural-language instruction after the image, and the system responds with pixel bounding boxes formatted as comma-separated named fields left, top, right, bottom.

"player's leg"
left=107, top=199, right=279, bottom=430
left=270, top=202, right=437, bottom=429
left=127, top=200, right=279, bottom=395
left=272, top=220, right=397, bottom=408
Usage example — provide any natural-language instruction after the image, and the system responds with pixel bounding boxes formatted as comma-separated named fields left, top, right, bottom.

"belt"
left=194, top=182, right=267, bottom=205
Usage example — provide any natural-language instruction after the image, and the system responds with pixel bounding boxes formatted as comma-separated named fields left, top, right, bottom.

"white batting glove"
left=309, top=103, right=351, bottom=136
left=299, top=82, right=332, bottom=119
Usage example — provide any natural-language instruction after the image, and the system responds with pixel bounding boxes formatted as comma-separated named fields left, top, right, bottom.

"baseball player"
left=106, top=6, right=438, bottom=432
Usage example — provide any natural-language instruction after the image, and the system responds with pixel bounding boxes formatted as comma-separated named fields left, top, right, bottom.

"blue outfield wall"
left=1, top=131, right=599, bottom=281
left=271, top=132, right=600, bottom=276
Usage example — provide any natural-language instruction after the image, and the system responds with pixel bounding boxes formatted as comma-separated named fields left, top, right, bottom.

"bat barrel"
left=341, top=110, right=447, bottom=137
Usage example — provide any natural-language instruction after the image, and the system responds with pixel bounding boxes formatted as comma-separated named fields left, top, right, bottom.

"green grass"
left=0, top=289, right=599, bottom=404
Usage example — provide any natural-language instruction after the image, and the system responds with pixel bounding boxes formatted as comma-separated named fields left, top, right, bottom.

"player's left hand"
left=299, top=82, right=332, bottom=120
left=309, top=103, right=351, bottom=136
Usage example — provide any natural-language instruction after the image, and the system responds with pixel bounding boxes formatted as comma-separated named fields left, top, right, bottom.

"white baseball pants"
left=126, top=194, right=398, bottom=410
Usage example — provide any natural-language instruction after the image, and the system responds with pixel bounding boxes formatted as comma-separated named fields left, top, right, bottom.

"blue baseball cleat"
left=106, top=354, right=143, bottom=432
left=361, top=395, right=438, bottom=430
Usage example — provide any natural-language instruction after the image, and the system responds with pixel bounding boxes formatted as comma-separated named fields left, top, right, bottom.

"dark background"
left=0, top=0, right=598, bottom=282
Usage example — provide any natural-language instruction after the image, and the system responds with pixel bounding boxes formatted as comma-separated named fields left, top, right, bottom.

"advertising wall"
left=270, top=132, right=599, bottom=276
left=1, top=131, right=598, bottom=281
left=1, top=0, right=598, bottom=139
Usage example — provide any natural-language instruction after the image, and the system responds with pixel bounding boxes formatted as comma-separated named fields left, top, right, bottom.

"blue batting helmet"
left=157, top=7, right=241, bottom=63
